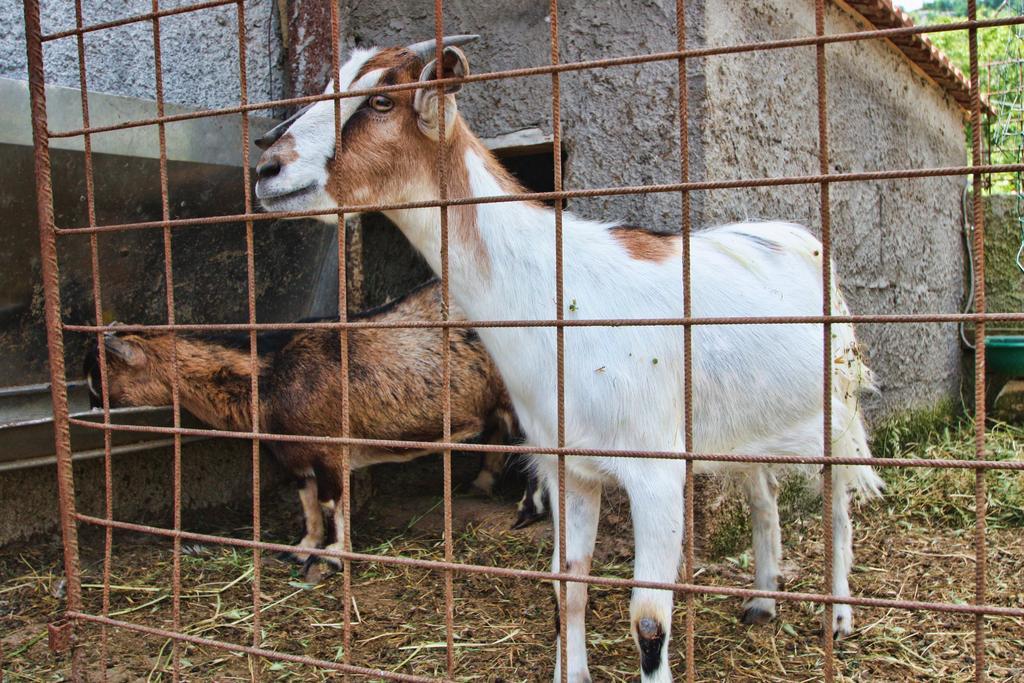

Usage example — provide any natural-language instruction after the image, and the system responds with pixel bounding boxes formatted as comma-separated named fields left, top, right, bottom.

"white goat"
left=254, top=36, right=884, bottom=683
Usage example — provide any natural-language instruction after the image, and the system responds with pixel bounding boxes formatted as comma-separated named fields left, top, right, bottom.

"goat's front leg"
left=623, top=463, right=684, bottom=683
left=547, top=468, right=601, bottom=683
left=741, top=467, right=783, bottom=625
left=289, top=476, right=325, bottom=563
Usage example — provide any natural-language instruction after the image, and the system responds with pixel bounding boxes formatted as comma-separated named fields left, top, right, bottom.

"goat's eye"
left=369, top=95, right=393, bottom=112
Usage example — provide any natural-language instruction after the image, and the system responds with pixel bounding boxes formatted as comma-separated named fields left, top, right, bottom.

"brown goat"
left=84, top=279, right=545, bottom=572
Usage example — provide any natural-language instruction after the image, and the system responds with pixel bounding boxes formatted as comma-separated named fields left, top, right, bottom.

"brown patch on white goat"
left=609, top=227, right=680, bottom=263
left=272, top=134, right=299, bottom=165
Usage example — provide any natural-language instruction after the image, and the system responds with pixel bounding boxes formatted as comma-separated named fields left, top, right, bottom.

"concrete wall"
left=1, top=0, right=284, bottom=111
left=700, top=0, right=967, bottom=415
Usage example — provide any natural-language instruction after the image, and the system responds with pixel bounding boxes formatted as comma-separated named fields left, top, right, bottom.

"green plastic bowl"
left=985, top=335, right=1024, bottom=377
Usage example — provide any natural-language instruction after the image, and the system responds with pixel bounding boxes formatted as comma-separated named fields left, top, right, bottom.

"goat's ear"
left=413, top=46, right=470, bottom=139
left=103, top=334, right=144, bottom=367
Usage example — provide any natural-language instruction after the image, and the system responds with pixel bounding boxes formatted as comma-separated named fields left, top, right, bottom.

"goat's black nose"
left=256, top=158, right=282, bottom=180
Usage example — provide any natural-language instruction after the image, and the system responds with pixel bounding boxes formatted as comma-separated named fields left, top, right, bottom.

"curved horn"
left=406, top=34, right=479, bottom=62
left=255, top=103, right=313, bottom=150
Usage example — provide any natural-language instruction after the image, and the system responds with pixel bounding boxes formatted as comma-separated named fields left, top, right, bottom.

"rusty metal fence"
left=20, top=0, right=1024, bottom=680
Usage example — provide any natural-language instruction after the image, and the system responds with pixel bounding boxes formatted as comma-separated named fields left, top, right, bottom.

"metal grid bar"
left=548, top=1, right=569, bottom=681
left=234, top=2, right=263, bottom=678
left=60, top=310, right=1024, bottom=334
left=67, top=515, right=1024, bottom=619
left=432, top=0, right=457, bottom=675
left=22, top=1, right=83, bottom=677
left=41, top=0, right=238, bottom=42
left=20, top=0, right=1020, bottom=679
left=967, top=2, right=989, bottom=680
left=71, top=0, right=114, bottom=676
left=58, top=417, right=1024, bottom=470
left=814, top=0, right=835, bottom=678
left=68, top=611, right=442, bottom=683
left=42, top=16, right=1023, bottom=140
left=147, top=3, right=186, bottom=679
left=49, top=162, right=1024, bottom=236
left=675, top=0, right=696, bottom=679
left=326, top=2, right=355, bottom=674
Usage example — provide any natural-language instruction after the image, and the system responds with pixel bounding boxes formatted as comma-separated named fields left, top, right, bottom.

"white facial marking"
left=256, top=47, right=385, bottom=217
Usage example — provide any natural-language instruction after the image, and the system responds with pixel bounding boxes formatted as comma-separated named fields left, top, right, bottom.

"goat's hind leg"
left=829, top=400, right=879, bottom=638
left=829, top=473, right=855, bottom=637
left=302, top=499, right=347, bottom=582
left=740, top=467, right=783, bottom=625
left=300, top=459, right=348, bottom=582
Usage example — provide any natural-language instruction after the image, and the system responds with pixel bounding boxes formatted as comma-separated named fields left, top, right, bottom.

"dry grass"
left=2, top=418, right=1023, bottom=681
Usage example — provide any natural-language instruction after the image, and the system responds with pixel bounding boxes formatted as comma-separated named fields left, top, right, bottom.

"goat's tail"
left=829, top=271, right=885, bottom=501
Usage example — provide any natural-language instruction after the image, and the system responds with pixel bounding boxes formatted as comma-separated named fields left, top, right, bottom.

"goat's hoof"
left=300, top=557, right=335, bottom=584
left=511, top=509, right=545, bottom=530
left=741, top=606, right=775, bottom=626
left=278, top=551, right=307, bottom=566
left=831, top=605, right=854, bottom=639
left=635, top=617, right=666, bottom=676
left=741, top=597, right=776, bottom=626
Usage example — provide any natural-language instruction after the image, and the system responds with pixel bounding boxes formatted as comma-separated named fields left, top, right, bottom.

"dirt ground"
left=2, top=421, right=1023, bottom=682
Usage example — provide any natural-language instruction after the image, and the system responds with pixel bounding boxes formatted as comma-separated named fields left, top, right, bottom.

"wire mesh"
left=19, top=0, right=1024, bottom=680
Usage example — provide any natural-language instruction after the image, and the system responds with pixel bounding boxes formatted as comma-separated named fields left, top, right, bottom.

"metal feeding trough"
left=986, top=335, right=1024, bottom=377
left=0, top=77, right=337, bottom=472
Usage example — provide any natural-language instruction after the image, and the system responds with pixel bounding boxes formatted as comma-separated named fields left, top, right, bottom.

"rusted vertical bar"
left=72, top=2, right=113, bottom=680
left=327, top=2, right=354, bottom=675
left=149, top=3, right=184, bottom=679
left=433, top=1, right=456, bottom=674
left=283, top=0, right=333, bottom=104
left=966, top=2, right=988, bottom=680
left=235, top=4, right=263, bottom=680
left=23, top=2, right=83, bottom=679
left=813, top=1, right=835, bottom=680
left=674, top=2, right=695, bottom=680
left=549, top=2, right=568, bottom=681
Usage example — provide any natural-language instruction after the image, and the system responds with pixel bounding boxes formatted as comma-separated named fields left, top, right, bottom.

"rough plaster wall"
left=0, top=0, right=283, bottom=110
left=339, top=0, right=704, bottom=300
left=701, top=0, right=967, bottom=416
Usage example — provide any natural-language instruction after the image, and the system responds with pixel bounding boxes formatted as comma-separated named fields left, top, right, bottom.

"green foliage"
left=915, top=0, right=1006, bottom=14
left=875, top=407, right=1024, bottom=530
left=912, top=2, right=1024, bottom=194
left=870, top=400, right=958, bottom=460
